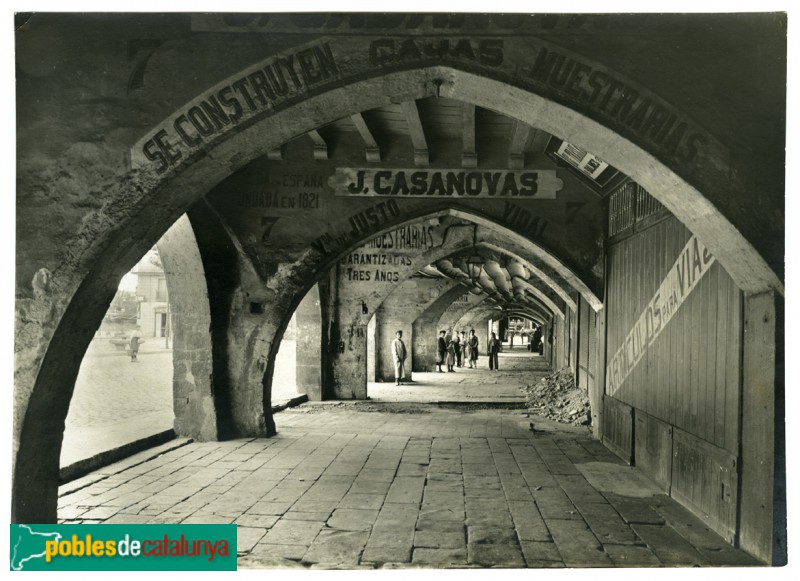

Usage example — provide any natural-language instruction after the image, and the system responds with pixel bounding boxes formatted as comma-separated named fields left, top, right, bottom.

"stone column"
left=296, top=284, right=322, bottom=400
left=158, top=215, right=218, bottom=441
left=326, top=264, right=369, bottom=399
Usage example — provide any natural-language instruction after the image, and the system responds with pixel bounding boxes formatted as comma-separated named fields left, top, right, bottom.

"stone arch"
left=506, top=310, right=549, bottom=327
left=14, top=58, right=781, bottom=523
left=274, top=208, right=588, bottom=400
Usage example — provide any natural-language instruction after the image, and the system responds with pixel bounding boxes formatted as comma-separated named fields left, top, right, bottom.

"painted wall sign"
left=340, top=250, right=408, bottom=283
left=332, top=168, right=563, bottom=199
left=237, top=172, right=325, bottom=211
left=606, top=235, right=716, bottom=396
left=310, top=200, right=402, bottom=256
left=369, top=38, right=504, bottom=67
left=131, top=41, right=341, bottom=174
left=134, top=34, right=723, bottom=181
left=447, top=294, right=472, bottom=311
left=364, top=224, right=438, bottom=251
left=529, top=46, right=707, bottom=165
left=502, top=202, right=548, bottom=238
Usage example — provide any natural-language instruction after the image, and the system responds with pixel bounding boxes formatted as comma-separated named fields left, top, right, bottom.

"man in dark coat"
left=392, top=330, right=407, bottom=386
left=467, top=329, right=479, bottom=368
left=436, top=330, right=447, bottom=372
left=488, top=332, right=500, bottom=370
left=532, top=326, right=543, bottom=355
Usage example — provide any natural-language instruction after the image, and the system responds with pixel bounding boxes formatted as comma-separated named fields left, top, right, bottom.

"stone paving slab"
left=577, top=501, right=642, bottom=545
left=631, top=523, right=709, bottom=566
left=519, top=540, right=563, bottom=564
left=603, top=542, right=662, bottom=566
left=412, top=547, right=468, bottom=565
left=414, top=529, right=466, bottom=549
left=302, top=529, right=370, bottom=565
left=546, top=518, right=612, bottom=567
left=361, top=530, right=414, bottom=563
left=57, top=402, right=762, bottom=569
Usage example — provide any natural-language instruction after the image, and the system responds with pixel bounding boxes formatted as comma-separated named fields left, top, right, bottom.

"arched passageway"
left=14, top=13, right=784, bottom=566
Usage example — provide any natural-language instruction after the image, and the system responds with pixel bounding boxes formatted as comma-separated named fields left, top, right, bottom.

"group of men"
left=390, top=328, right=502, bottom=386
left=436, top=329, right=482, bottom=372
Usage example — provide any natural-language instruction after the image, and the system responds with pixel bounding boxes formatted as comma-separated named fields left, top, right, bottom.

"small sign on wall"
left=546, top=137, right=626, bottom=195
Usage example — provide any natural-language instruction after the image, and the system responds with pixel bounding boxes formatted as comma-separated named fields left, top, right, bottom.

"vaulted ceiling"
left=285, top=95, right=622, bottom=321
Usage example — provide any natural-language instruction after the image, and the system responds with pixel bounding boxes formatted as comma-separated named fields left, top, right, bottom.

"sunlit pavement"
left=368, top=348, right=548, bottom=403
left=62, top=340, right=174, bottom=466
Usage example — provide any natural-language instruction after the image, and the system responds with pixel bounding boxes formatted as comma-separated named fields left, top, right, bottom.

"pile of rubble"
left=521, top=367, right=591, bottom=426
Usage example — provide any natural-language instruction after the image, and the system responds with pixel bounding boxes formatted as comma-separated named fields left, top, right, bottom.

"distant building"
left=135, top=257, right=170, bottom=340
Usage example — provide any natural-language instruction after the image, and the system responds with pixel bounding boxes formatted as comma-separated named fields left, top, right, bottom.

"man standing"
left=129, top=326, right=143, bottom=362
left=532, top=325, right=543, bottom=356
left=488, top=332, right=500, bottom=371
left=436, top=330, right=447, bottom=372
left=392, top=330, right=407, bottom=386
left=454, top=331, right=462, bottom=368
left=446, top=335, right=457, bottom=372
left=468, top=329, right=479, bottom=368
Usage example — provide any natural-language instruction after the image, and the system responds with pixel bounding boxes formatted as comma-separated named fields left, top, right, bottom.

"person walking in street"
left=454, top=331, right=462, bottom=368
left=392, top=330, right=407, bottom=386
left=446, top=334, right=457, bottom=372
left=467, top=329, right=479, bottom=368
left=436, top=330, right=447, bottom=372
left=488, top=332, right=500, bottom=371
left=129, top=326, right=143, bottom=362
left=532, top=325, right=543, bottom=356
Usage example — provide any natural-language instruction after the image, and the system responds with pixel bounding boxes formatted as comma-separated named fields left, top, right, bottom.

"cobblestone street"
left=62, top=336, right=301, bottom=467
left=62, top=340, right=174, bottom=467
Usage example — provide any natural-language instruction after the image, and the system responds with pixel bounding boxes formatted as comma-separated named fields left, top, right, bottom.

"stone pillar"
left=296, top=284, right=322, bottom=400
left=330, top=316, right=368, bottom=399
left=327, top=264, right=369, bottom=399
left=739, top=291, right=785, bottom=565
left=158, top=215, right=218, bottom=441
left=498, top=317, right=508, bottom=342
left=188, top=203, right=279, bottom=439
left=366, top=315, right=377, bottom=382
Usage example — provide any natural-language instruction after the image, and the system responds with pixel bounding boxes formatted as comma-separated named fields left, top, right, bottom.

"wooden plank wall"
left=634, top=411, right=673, bottom=493
left=602, top=395, right=634, bottom=464
left=605, top=215, right=742, bottom=455
left=672, top=428, right=739, bottom=543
